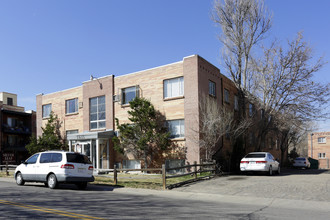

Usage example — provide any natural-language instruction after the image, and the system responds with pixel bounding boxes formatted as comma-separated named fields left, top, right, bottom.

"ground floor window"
left=167, top=119, right=184, bottom=138
left=318, top=153, right=326, bottom=159
left=123, top=160, right=141, bottom=169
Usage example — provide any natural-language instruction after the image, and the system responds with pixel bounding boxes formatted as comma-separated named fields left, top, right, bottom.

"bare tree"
left=249, top=33, right=330, bottom=160
left=194, top=94, right=251, bottom=165
left=212, top=0, right=272, bottom=160
left=198, top=96, right=233, bottom=161
left=213, top=0, right=272, bottom=91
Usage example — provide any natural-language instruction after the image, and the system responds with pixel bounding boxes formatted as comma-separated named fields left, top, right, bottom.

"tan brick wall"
left=36, top=86, right=84, bottom=137
left=114, top=61, right=186, bottom=162
left=114, top=61, right=184, bottom=124
left=82, top=75, right=114, bottom=131
left=308, top=132, right=330, bottom=169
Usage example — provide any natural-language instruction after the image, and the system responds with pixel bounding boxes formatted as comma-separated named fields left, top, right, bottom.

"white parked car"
left=14, top=151, right=94, bottom=189
left=240, top=152, right=280, bottom=175
left=293, top=157, right=310, bottom=169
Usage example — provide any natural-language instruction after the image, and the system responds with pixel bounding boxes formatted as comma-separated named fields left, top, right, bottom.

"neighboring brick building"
left=308, top=132, right=330, bottom=169
left=0, top=92, right=36, bottom=164
left=36, top=55, right=282, bottom=170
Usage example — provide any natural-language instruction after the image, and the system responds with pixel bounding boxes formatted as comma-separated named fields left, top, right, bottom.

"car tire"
left=269, top=166, right=273, bottom=176
left=48, top=174, right=58, bottom=189
left=16, top=172, right=25, bottom=186
left=76, top=182, right=88, bottom=190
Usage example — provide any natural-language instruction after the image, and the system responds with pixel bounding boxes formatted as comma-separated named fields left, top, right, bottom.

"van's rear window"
left=245, top=153, right=266, bottom=158
left=66, top=153, right=91, bottom=164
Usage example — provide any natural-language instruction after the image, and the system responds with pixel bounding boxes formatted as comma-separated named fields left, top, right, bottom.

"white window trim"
left=90, top=96, right=106, bottom=130
left=42, top=104, right=52, bottom=118
left=66, top=98, right=79, bottom=114
left=318, top=137, right=326, bottom=144
left=209, top=80, right=216, bottom=97
left=167, top=119, right=185, bottom=139
left=164, top=77, right=184, bottom=100
left=121, top=86, right=139, bottom=105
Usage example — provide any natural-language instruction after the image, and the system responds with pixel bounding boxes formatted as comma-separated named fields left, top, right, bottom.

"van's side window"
left=51, top=153, right=62, bottom=162
left=40, top=153, right=51, bottom=163
left=26, top=154, right=39, bottom=164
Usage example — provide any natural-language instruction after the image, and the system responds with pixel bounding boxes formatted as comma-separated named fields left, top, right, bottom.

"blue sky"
left=0, top=0, right=329, bottom=130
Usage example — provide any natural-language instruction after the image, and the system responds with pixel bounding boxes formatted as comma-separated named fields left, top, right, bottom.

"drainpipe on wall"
left=310, top=133, right=314, bottom=158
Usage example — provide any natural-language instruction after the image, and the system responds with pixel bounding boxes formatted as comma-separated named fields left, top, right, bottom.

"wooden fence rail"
left=112, top=161, right=217, bottom=190
left=0, top=163, right=17, bottom=176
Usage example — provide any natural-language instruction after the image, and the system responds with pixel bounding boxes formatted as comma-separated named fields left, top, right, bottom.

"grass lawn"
left=0, top=170, right=214, bottom=190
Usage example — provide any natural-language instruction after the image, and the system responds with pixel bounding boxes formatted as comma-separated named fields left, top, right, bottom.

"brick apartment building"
left=308, top=132, right=330, bottom=169
left=36, top=55, right=282, bottom=170
left=0, top=92, right=36, bottom=165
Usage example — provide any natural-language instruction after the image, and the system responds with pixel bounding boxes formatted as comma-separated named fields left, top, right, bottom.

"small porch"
left=67, top=130, right=114, bottom=171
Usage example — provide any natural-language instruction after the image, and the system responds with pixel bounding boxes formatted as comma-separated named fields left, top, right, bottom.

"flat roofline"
left=82, top=74, right=113, bottom=84
left=115, top=59, right=187, bottom=79
left=38, top=85, right=82, bottom=97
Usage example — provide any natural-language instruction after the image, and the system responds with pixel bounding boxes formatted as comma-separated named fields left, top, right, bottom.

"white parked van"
left=14, top=151, right=94, bottom=189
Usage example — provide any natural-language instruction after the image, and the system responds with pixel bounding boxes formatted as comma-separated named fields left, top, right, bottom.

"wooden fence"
left=0, top=162, right=17, bottom=176
left=113, top=161, right=217, bottom=190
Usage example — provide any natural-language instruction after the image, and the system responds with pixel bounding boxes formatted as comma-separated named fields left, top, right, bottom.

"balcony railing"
left=2, top=124, right=31, bottom=135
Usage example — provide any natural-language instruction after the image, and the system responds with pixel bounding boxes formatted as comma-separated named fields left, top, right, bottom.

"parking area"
left=174, top=168, right=330, bottom=202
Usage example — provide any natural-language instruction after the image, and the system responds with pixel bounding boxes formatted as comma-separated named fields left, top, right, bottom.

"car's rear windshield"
left=295, top=158, right=306, bottom=161
left=66, top=153, right=91, bottom=164
left=245, top=153, right=266, bottom=158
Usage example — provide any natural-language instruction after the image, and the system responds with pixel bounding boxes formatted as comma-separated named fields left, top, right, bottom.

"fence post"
left=6, top=162, right=9, bottom=176
left=114, top=164, right=118, bottom=185
left=162, top=164, right=166, bottom=190
left=193, top=161, right=197, bottom=179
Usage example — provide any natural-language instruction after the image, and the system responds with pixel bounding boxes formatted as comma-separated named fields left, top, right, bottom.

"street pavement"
left=1, top=169, right=330, bottom=219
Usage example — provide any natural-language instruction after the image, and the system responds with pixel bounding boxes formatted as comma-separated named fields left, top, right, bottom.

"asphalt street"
left=1, top=169, right=330, bottom=219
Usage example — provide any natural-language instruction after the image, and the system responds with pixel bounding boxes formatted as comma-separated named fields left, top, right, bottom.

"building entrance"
left=67, top=130, right=114, bottom=171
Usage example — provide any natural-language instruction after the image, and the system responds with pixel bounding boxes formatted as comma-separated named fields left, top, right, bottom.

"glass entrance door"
left=75, top=142, right=92, bottom=162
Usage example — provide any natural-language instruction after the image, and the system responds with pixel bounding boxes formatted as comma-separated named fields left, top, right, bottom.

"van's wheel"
left=48, top=174, right=58, bottom=189
left=16, top=172, right=25, bottom=186
left=269, top=166, right=273, bottom=176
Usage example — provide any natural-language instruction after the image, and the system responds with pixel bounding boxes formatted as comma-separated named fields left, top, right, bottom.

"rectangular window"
left=167, top=119, right=185, bottom=138
left=90, top=96, right=106, bottom=130
left=318, top=137, right=326, bottom=144
left=42, top=104, right=52, bottom=118
left=7, top=97, right=13, bottom=106
left=66, top=130, right=78, bottom=136
left=66, top=98, right=78, bottom=114
left=224, top=89, right=230, bottom=103
left=122, top=86, right=139, bottom=105
left=164, top=77, right=184, bottom=99
left=234, top=95, right=239, bottom=110
left=249, top=103, right=254, bottom=117
left=318, top=153, right=326, bottom=159
left=209, top=81, right=216, bottom=97
left=261, top=109, right=265, bottom=119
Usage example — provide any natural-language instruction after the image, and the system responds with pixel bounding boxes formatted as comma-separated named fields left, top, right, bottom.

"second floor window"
left=66, top=98, right=78, bottom=114
left=209, top=81, right=216, bottom=97
left=234, top=95, right=239, bottom=111
left=249, top=103, right=254, bottom=117
left=318, top=137, right=326, bottom=144
left=42, top=104, right=52, bottom=118
left=90, top=96, right=106, bottom=130
left=164, top=77, right=184, bottom=99
left=224, top=89, right=230, bottom=103
left=122, top=86, right=139, bottom=105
